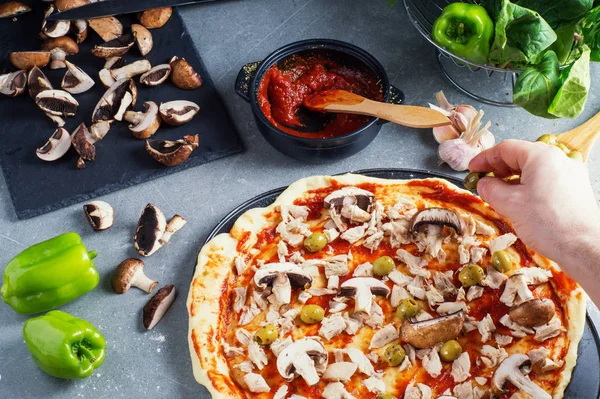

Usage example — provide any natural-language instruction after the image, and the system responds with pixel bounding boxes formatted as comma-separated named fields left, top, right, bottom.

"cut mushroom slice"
left=92, top=79, right=136, bottom=123
left=36, top=89, right=79, bottom=117
left=36, top=127, right=71, bottom=161
left=134, top=204, right=186, bottom=256
left=492, top=354, right=551, bottom=399
left=400, top=311, right=464, bottom=349
left=123, top=101, right=161, bottom=139
left=98, top=69, right=116, bottom=88
left=324, top=187, right=375, bottom=212
left=54, top=0, right=90, bottom=11
left=0, top=1, right=31, bottom=19
left=112, top=258, right=158, bottom=294
left=253, top=263, right=313, bottom=305
left=159, top=100, right=200, bottom=126
left=62, top=61, right=95, bottom=94
left=46, top=114, right=66, bottom=128
left=83, top=200, right=114, bottom=231
left=131, top=24, right=153, bottom=56
left=138, top=7, right=173, bottom=29
left=88, top=16, right=123, bottom=42
left=90, top=120, right=112, bottom=142
left=338, top=277, right=390, bottom=314
left=276, top=338, right=328, bottom=386
left=113, top=91, right=133, bottom=121
left=110, top=59, right=151, bottom=80
left=410, top=208, right=463, bottom=235
left=91, top=34, right=134, bottom=58
left=41, top=36, right=79, bottom=69
left=509, top=299, right=555, bottom=328
left=0, top=70, right=27, bottom=97
left=73, top=19, right=88, bottom=43
left=145, top=134, right=199, bottom=167
left=170, top=57, right=202, bottom=89
left=41, top=4, right=70, bottom=38
left=104, top=56, right=125, bottom=70
left=143, top=284, right=176, bottom=330
left=140, top=64, right=171, bottom=86
left=9, top=51, right=51, bottom=70
left=71, top=123, right=95, bottom=169
left=27, top=67, right=52, bottom=99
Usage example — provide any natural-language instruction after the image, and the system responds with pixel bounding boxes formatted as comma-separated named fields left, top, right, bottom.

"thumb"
left=476, top=177, right=521, bottom=217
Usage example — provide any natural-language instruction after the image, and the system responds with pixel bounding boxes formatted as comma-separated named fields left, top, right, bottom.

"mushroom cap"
left=140, top=64, right=171, bottom=87
left=134, top=203, right=167, bottom=256
left=88, top=16, right=123, bottom=42
left=62, top=61, right=95, bottom=94
left=36, top=127, right=72, bottom=161
left=112, top=258, right=144, bottom=294
left=276, top=338, right=328, bottom=384
left=131, top=24, right=153, bottom=56
left=127, top=101, right=161, bottom=139
left=55, top=0, right=90, bottom=11
left=324, top=187, right=375, bottom=211
left=159, top=100, right=200, bottom=126
left=400, top=310, right=464, bottom=349
left=83, top=200, right=115, bottom=231
left=27, top=67, right=53, bottom=99
left=145, top=134, right=199, bottom=167
left=0, top=70, right=27, bottom=97
left=253, top=263, right=313, bottom=289
left=170, top=57, right=202, bottom=90
left=0, top=1, right=31, bottom=19
left=143, top=284, right=176, bottom=329
left=410, top=207, right=463, bottom=235
left=91, top=34, right=134, bottom=58
left=9, top=51, right=51, bottom=70
left=41, top=36, right=79, bottom=55
left=73, top=19, right=88, bottom=43
left=92, top=78, right=135, bottom=123
left=138, top=7, right=173, bottom=29
left=71, top=122, right=95, bottom=162
left=338, top=277, right=391, bottom=297
left=36, top=89, right=79, bottom=117
left=509, top=298, right=555, bottom=328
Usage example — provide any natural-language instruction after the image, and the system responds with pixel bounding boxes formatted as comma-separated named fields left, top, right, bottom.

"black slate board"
left=203, top=168, right=600, bottom=398
left=0, top=4, right=243, bottom=220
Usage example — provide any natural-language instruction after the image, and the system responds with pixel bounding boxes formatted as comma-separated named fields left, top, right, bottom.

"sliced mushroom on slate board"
left=0, top=6, right=243, bottom=219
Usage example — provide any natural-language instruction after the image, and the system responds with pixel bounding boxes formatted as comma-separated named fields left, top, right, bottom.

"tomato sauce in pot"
left=257, top=50, right=384, bottom=139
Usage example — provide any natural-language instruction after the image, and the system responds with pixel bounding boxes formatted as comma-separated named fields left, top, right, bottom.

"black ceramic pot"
left=235, top=39, right=405, bottom=163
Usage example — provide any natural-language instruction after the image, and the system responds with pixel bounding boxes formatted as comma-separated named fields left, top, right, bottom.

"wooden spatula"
left=556, top=111, right=600, bottom=163
left=303, top=90, right=451, bottom=129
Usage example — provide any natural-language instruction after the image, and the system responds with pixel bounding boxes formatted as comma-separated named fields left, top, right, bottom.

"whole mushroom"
left=41, top=36, right=79, bottom=69
left=83, top=200, right=115, bottom=231
left=9, top=51, right=51, bottom=70
left=112, top=258, right=158, bottom=294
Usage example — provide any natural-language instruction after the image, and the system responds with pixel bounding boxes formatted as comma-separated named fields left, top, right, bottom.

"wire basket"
left=403, top=0, right=520, bottom=107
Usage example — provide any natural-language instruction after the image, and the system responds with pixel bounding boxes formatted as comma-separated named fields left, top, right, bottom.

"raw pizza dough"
left=187, top=174, right=586, bottom=399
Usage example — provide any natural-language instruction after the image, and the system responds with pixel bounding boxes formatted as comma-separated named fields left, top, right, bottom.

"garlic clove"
left=435, top=91, right=453, bottom=111
left=478, top=130, right=496, bottom=150
left=455, top=104, right=478, bottom=121
left=451, top=112, right=470, bottom=133
left=433, top=124, right=461, bottom=143
left=438, top=138, right=481, bottom=172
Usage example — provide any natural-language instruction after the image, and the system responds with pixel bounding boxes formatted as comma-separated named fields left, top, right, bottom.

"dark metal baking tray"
left=203, top=168, right=600, bottom=398
left=0, top=5, right=243, bottom=219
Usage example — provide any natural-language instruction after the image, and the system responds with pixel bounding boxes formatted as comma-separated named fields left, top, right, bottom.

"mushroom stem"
left=272, top=274, right=292, bottom=305
left=132, top=272, right=158, bottom=293
left=123, top=110, right=142, bottom=124
left=158, top=215, right=186, bottom=246
left=295, top=352, right=320, bottom=386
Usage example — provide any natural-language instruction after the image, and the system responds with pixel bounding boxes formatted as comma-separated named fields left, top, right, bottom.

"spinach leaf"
left=517, top=0, right=593, bottom=27
left=484, top=0, right=557, bottom=66
left=513, top=51, right=561, bottom=118
left=549, top=23, right=579, bottom=64
left=548, top=46, right=591, bottom=118
left=581, top=6, right=600, bottom=61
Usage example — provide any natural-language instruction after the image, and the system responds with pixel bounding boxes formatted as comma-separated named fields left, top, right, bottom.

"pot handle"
left=235, top=61, right=262, bottom=103
left=377, top=85, right=406, bottom=125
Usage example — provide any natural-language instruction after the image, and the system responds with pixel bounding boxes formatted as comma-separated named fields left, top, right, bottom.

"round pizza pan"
left=203, top=168, right=600, bottom=398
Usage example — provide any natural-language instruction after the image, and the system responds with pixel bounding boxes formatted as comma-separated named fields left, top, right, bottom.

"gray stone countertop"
left=0, top=1, right=599, bottom=398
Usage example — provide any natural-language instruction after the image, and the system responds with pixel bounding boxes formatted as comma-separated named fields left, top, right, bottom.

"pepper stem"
left=457, top=22, right=465, bottom=37
left=78, top=345, right=97, bottom=363
left=88, top=250, right=98, bottom=260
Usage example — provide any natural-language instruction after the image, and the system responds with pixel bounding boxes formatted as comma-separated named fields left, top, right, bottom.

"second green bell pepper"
left=432, top=3, right=494, bottom=64
left=23, top=310, right=106, bottom=379
left=1, top=232, right=99, bottom=314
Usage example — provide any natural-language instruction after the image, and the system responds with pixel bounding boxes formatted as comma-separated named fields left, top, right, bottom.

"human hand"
left=468, top=139, right=600, bottom=270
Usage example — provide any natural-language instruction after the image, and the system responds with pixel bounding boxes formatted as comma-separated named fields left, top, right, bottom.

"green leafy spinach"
left=513, top=51, right=561, bottom=118
left=548, top=45, right=592, bottom=118
left=517, top=0, right=594, bottom=27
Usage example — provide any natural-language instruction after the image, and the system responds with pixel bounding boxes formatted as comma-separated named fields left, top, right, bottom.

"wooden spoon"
left=556, top=111, right=600, bottom=163
left=303, top=89, right=452, bottom=129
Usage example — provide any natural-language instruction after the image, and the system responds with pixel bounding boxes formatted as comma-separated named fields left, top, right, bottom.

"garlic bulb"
left=429, top=91, right=495, bottom=171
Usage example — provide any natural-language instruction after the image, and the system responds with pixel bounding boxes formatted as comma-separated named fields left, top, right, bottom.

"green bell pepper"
left=432, top=3, right=494, bottom=64
left=23, top=310, right=106, bottom=379
left=1, top=232, right=99, bottom=314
